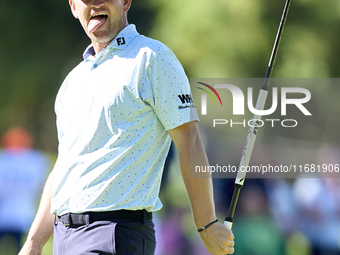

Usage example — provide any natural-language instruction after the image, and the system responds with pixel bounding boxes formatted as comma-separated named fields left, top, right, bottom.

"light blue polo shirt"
left=51, top=24, right=198, bottom=215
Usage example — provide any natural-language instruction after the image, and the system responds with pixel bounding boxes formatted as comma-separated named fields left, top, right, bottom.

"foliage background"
left=1, top=0, right=340, bottom=254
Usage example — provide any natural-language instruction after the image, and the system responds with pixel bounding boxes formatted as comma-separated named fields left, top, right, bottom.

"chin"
left=91, top=33, right=115, bottom=44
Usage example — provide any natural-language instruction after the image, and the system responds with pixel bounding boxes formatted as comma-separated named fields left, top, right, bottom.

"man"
left=19, top=0, right=235, bottom=254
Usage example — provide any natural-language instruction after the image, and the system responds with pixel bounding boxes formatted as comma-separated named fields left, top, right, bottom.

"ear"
left=123, top=0, right=132, bottom=13
left=69, top=0, right=79, bottom=19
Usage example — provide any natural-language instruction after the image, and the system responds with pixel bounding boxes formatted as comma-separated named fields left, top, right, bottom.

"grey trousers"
left=53, top=219, right=156, bottom=255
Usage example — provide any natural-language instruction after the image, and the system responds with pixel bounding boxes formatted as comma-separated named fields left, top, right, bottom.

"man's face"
left=69, top=0, right=131, bottom=45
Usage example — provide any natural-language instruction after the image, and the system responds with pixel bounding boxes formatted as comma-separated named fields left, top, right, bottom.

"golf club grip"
left=225, top=183, right=242, bottom=229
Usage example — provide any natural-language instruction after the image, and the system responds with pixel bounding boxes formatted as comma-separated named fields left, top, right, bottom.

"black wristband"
left=197, top=219, right=218, bottom=232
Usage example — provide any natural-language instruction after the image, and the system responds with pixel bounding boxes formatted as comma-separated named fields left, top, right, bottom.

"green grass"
left=42, top=237, right=53, bottom=255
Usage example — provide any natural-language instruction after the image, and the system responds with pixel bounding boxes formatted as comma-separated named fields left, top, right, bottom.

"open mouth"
left=88, top=13, right=108, bottom=34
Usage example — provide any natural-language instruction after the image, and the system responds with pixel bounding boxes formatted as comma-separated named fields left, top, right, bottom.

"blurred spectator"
left=293, top=177, right=340, bottom=255
left=265, top=179, right=298, bottom=235
left=289, top=145, right=340, bottom=255
left=155, top=208, right=193, bottom=255
left=0, top=127, right=49, bottom=254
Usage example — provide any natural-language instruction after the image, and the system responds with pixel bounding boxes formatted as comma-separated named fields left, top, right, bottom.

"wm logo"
left=178, top=94, right=193, bottom=104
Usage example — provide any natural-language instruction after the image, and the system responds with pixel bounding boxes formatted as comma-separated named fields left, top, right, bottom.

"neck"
left=92, top=41, right=112, bottom=57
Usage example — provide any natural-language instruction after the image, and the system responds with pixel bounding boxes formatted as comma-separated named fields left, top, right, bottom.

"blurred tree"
left=1, top=0, right=340, bottom=151
left=147, top=0, right=340, bottom=78
left=148, top=0, right=270, bottom=77
left=0, top=0, right=86, bottom=151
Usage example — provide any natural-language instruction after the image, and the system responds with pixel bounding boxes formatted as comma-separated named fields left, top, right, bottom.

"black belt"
left=58, top=209, right=152, bottom=226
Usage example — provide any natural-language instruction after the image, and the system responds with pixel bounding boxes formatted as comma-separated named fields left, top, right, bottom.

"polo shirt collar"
left=83, top=24, right=139, bottom=60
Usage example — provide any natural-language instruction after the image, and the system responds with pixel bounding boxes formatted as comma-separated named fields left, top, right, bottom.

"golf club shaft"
left=224, top=0, right=291, bottom=230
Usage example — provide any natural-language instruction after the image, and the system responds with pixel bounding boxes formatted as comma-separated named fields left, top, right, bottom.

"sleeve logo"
left=178, top=94, right=193, bottom=104
left=177, top=94, right=196, bottom=110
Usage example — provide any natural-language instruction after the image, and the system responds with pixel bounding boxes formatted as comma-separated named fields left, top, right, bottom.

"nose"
left=91, top=0, right=104, bottom=8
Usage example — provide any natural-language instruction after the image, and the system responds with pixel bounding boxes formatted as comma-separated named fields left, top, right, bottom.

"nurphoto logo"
left=194, top=80, right=312, bottom=128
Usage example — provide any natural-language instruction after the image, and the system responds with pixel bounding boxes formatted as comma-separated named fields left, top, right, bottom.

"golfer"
left=19, top=0, right=235, bottom=254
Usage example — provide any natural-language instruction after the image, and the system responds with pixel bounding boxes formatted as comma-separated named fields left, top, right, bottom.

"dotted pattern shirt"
left=50, top=25, right=199, bottom=215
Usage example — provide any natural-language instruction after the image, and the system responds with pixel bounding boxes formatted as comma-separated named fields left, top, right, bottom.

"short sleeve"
left=146, top=50, right=199, bottom=130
